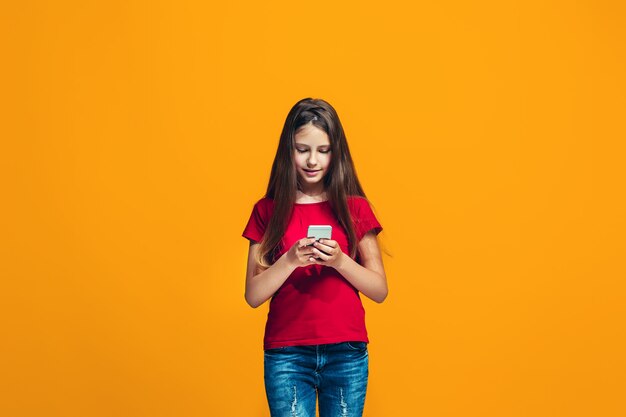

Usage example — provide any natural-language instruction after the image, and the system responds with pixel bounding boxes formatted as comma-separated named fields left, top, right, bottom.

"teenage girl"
left=241, top=97, right=388, bottom=417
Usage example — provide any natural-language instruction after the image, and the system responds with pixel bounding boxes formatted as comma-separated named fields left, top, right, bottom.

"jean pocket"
left=345, top=341, right=368, bottom=351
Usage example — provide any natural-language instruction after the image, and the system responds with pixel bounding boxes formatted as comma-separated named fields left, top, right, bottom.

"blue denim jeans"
left=264, top=341, right=369, bottom=417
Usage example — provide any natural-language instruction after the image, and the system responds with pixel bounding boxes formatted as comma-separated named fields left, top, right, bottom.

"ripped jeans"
left=264, top=341, right=369, bottom=417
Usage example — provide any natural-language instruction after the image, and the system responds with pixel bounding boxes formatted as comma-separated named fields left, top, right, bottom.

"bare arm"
left=244, top=237, right=318, bottom=308
left=334, top=231, right=388, bottom=303
left=244, top=241, right=295, bottom=308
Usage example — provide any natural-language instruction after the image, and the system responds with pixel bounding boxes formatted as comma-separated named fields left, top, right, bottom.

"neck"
left=297, top=189, right=327, bottom=200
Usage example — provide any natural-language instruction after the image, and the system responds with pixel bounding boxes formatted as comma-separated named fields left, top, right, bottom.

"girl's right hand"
left=285, top=237, right=318, bottom=268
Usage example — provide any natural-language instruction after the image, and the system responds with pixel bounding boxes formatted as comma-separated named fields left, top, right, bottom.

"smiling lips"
left=304, top=169, right=320, bottom=176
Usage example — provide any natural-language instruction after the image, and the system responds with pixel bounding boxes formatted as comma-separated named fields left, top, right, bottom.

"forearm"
left=335, top=253, right=388, bottom=303
left=245, top=253, right=297, bottom=308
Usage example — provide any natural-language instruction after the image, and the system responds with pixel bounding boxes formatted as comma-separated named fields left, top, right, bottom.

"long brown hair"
left=254, top=97, right=374, bottom=270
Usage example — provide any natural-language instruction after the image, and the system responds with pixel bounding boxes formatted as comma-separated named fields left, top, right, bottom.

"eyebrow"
left=294, top=144, right=331, bottom=148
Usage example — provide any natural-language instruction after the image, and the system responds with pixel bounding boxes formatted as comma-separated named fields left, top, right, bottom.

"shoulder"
left=347, top=195, right=369, bottom=212
left=346, top=195, right=364, bottom=205
left=255, top=196, right=274, bottom=207
left=347, top=196, right=380, bottom=224
left=252, top=196, right=275, bottom=217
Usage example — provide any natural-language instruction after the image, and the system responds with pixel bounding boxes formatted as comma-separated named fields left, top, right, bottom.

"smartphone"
left=307, top=225, right=332, bottom=245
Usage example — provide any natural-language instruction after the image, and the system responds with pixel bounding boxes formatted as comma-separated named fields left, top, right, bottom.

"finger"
left=315, top=240, right=334, bottom=251
left=321, top=239, right=337, bottom=248
left=313, top=248, right=330, bottom=261
left=299, top=246, right=315, bottom=257
left=300, top=238, right=314, bottom=248
left=315, top=248, right=332, bottom=257
left=306, top=254, right=319, bottom=263
left=313, top=243, right=332, bottom=256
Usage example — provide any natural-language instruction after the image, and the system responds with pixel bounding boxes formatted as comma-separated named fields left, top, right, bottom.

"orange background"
left=2, top=1, right=625, bottom=416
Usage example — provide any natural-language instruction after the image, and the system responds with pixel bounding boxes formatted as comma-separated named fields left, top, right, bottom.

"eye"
left=295, top=148, right=330, bottom=154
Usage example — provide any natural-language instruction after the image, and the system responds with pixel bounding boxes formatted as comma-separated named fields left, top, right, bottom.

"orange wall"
left=2, top=1, right=625, bottom=416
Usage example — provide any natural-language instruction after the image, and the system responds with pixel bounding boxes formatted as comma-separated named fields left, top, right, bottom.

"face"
left=293, top=124, right=332, bottom=189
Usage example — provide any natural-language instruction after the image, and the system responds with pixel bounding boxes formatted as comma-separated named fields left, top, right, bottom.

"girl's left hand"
left=311, top=239, right=344, bottom=269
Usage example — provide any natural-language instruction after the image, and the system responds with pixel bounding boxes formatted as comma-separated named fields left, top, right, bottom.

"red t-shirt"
left=241, top=196, right=383, bottom=350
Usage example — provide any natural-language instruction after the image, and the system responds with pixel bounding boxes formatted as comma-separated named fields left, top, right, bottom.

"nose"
left=307, top=152, right=318, bottom=166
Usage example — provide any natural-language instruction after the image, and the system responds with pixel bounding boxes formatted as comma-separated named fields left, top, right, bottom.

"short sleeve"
left=242, top=199, right=270, bottom=243
left=354, top=197, right=383, bottom=242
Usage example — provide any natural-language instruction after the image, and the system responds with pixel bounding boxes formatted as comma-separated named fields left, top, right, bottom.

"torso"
left=295, top=190, right=328, bottom=204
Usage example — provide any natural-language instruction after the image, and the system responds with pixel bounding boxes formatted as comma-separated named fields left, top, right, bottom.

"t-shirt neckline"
left=294, top=200, right=329, bottom=205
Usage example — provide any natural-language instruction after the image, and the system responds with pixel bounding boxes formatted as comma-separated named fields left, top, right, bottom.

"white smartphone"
left=307, top=225, right=332, bottom=245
